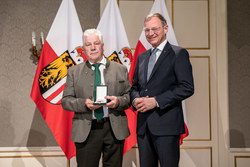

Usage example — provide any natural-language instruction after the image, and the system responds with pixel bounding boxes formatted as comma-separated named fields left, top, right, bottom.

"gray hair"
left=144, top=13, right=167, bottom=27
left=83, top=28, right=103, bottom=44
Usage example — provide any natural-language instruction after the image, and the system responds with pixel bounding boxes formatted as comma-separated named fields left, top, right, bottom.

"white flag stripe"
left=182, top=101, right=187, bottom=123
left=51, top=91, right=64, bottom=104
left=42, top=77, right=67, bottom=99
left=138, top=30, right=151, bottom=51
left=97, top=0, right=130, bottom=60
left=46, top=0, right=83, bottom=56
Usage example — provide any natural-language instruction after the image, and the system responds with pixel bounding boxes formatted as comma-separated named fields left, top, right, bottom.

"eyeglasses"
left=144, top=27, right=162, bottom=34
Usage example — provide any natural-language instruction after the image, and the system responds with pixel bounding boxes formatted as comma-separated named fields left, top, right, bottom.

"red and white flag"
left=30, top=0, right=85, bottom=159
left=97, top=0, right=137, bottom=155
left=130, top=0, right=189, bottom=144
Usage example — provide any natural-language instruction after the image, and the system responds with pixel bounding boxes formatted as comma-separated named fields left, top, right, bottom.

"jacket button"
left=145, top=89, right=148, bottom=92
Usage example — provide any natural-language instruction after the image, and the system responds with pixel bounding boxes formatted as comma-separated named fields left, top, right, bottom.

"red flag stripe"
left=123, top=108, right=138, bottom=155
left=180, top=123, right=189, bottom=145
left=129, top=41, right=146, bottom=82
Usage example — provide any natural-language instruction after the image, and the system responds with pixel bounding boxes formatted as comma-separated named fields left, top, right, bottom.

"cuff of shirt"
left=154, top=97, right=159, bottom=107
left=132, top=98, right=138, bottom=108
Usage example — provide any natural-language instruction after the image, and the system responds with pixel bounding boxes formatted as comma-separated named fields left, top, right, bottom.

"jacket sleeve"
left=115, top=65, right=132, bottom=111
left=61, top=68, right=90, bottom=113
left=156, top=48, right=194, bottom=110
left=130, top=55, right=142, bottom=111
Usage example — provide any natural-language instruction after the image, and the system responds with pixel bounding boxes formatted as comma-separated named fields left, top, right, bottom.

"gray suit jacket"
left=61, top=59, right=131, bottom=143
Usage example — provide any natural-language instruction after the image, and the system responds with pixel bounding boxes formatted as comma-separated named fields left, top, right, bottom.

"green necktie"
left=92, top=63, right=104, bottom=120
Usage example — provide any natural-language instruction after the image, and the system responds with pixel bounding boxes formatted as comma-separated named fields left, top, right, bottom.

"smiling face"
left=83, top=34, right=104, bottom=64
left=144, top=16, right=168, bottom=48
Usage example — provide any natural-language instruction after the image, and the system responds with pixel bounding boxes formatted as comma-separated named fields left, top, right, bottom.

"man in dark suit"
left=131, top=13, right=194, bottom=167
left=62, top=29, right=131, bottom=167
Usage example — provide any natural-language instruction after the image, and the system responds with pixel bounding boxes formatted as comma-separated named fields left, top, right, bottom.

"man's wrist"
left=132, top=98, right=139, bottom=108
left=153, top=97, right=159, bottom=107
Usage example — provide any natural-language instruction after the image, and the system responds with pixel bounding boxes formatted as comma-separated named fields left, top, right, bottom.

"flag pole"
left=67, top=159, right=70, bottom=167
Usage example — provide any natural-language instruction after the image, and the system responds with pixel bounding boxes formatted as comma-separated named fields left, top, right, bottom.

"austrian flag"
left=30, top=0, right=85, bottom=160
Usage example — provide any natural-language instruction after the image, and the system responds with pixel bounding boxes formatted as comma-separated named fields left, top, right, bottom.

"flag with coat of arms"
left=30, top=0, right=86, bottom=159
left=130, top=0, right=189, bottom=144
left=97, top=0, right=137, bottom=155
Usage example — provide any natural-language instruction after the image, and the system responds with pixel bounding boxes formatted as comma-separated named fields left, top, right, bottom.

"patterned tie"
left=92, top=63, right=104, bottom=120
left=147, top=48, right=158, bottom=81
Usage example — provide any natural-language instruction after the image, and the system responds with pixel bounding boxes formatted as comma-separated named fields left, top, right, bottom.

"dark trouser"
left=137, top=126, right=180, bottom=167
left=75, top=119, right=124, bottom=167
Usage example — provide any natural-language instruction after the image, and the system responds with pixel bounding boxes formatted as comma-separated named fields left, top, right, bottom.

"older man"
left=131, top=13, right=194, bottom=167
left=62, top=29, right=131, bottom=167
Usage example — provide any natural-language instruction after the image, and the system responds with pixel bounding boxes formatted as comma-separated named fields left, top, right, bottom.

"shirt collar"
left=151, top=39, right=168, bottom=52
left=89, top=57, right=106, bottom=66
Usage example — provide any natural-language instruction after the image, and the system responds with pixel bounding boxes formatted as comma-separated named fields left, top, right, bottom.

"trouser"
left=137, top=126, right=180, bottom=167
left=75, top=118, right=124, bottom=167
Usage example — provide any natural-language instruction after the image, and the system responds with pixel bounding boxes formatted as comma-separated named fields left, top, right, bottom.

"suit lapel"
left=143, top=50, right=151, bottom=84
left=103, top=59, right=111, bottom=85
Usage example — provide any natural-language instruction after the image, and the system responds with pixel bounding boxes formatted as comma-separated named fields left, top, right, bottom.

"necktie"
left=147, top=48, right=158, bottom=81
left=92, top=63, right=104, bottom=120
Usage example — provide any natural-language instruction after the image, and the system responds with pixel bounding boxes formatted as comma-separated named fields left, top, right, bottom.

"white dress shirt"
left=152, top=39, right=168, bottom=62
left=89, top=57, right=109, bottom=119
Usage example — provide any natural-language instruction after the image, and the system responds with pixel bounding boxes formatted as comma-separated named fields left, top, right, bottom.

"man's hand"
left=105, top=96, right=119, bottom=109
left=85, top=99, right=102, bottom=110
left=134, top=96, right=157, bottom=112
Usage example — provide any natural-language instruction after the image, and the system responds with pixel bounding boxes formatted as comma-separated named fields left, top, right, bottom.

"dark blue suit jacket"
left=131, top=42, right=194, bottom=136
